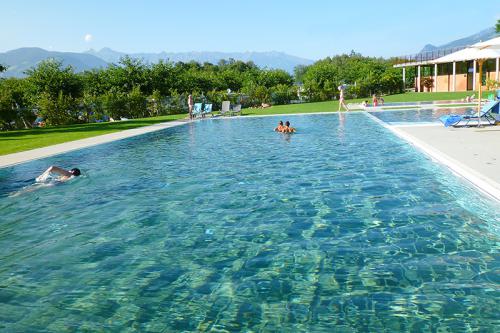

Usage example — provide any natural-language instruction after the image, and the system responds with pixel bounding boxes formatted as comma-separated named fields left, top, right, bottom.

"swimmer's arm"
left=47, top=166, right=73, bottom=177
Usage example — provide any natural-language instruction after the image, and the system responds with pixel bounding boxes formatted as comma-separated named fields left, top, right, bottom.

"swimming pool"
left=369, top=107, right=470, bottom=125
left=0, top=113, right=499, bottom=331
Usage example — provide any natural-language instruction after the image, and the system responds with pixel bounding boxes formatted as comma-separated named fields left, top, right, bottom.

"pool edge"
left=364, top=112, right=500, bottom=202
left=0, top=120, right=190, bottom=168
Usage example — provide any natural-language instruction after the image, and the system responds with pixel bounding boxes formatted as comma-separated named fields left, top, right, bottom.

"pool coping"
left=0, top=119, right=190, bottom=168
left=365, top=112, right=500, bottom=202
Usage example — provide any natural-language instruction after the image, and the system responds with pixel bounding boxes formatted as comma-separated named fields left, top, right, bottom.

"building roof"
left=432, top=37, right=500, bottom=63
left=393, top=36, right=500, bottom=67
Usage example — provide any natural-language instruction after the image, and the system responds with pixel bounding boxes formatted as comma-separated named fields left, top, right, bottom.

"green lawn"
left=243, top=91, right=476, bottom=116
left=0, top=91, right=486, bottom=156
left=0, top=114, right=186, bottom=155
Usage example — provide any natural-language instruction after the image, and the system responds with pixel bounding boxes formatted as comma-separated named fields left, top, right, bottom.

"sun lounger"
left=231, top=104, right=242, bottom=116
left=193, top=103, right=202, bottom=118
left=220, top=101, right=231, bottom=116
left=440, top=100, right=499, bottom=127
left=202, top=103, right=213, bottom=117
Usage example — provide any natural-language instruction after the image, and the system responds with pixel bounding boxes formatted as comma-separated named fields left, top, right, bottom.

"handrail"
left=393, top=45, right=469, bottom=65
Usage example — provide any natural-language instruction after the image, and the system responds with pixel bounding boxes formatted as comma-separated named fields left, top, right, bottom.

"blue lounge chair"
left=192, top=103, right=202, bottom=118
left=440, top=100, right=500, bottom=127
left=202, top=103, right=213, bottom=117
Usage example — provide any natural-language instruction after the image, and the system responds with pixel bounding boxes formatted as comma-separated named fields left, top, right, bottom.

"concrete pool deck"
left=386, top=122, right=500, bottom=201
left=0, top=119, right=190, bottom=168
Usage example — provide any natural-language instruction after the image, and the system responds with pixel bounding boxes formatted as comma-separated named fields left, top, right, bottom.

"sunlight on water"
left=369, top=107, right=471, bottom=124
left=0, top=113, right=498, bottom=332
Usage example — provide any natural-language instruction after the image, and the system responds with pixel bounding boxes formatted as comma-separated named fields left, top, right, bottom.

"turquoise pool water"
left=369, top=108, right=470, bottom=125
left=0, top=113, right=499, bottom=332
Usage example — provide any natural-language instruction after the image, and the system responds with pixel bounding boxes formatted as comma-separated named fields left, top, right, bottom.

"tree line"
left=0, top=53, right=403, bottom=130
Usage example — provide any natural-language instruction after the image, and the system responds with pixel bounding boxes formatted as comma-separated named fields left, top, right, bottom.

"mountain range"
left=0, top=26, right=497, bottom=78
left=85, top=48, right=314, bottom=73
left=0, top=47, right=314, bottom=78
left=419, top=27, right=496, bottom=53
left=0, top=48, right=108, bottom=78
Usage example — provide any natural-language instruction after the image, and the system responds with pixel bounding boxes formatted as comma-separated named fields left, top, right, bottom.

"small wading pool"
left=369, top=107, right=471, bottom=125
left=0, top=113, right=499, bottom=332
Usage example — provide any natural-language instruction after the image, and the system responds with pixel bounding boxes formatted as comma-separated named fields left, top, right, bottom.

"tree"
left=25, top=60, right=83, bottom=125
left=37, top=91, right=79, bottom=125
left=101, top=91, right=125, bottom=119
left=127, top=86, right=148, bottom=118
left=300, top=53, right=403, bottom=101
left=496, top=19, right=500, bottom=34
left=271, top=84, right=296, bottom=104
left=26, top=59, right=83, bottom=99
left=0, top=78, right=35, bottom=129
left=0, top=64, right=7, bottom=73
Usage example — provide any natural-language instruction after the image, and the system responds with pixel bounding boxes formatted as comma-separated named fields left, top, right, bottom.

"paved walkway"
left=0, top=119, right=189, bottom=168
left=391, top=124, right=500, bottom=201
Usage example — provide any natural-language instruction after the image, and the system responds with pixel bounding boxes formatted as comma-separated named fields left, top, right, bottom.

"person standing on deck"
left=338, top=85, right=349, bottom=111
left=188, top=94, right=194, bottom=120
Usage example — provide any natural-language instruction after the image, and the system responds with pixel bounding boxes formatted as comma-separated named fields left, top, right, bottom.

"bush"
left=38, top=92, right=79, bottom=125
left=486, top=78, right=499, bottom=91
left=271, top=84, right=296, bottom=105
left=127, top=86, right=148, bottom=118
left=421, top=77, right=434, bottom=91
left=0, top=78, right=35, bottom=129
left=102, top=91, right=128, bottom=120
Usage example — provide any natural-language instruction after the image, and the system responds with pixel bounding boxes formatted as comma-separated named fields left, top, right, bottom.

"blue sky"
left=1, top=0, right=498, bottom=59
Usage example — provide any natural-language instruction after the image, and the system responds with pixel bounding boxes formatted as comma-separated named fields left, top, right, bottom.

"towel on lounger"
left=440, top=115, right=462, bottom=127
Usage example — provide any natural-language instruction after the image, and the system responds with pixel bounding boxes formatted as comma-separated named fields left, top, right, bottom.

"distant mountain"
left=0, top=47, right=108, bottom=77
left=86, top=48, right=314, bottom=73
left=0, top=47, right=313, bottom=77
left=419, top=27, right=496, bottom=53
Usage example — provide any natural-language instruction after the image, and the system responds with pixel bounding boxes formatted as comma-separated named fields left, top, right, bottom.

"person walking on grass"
left=338, top=85, right=349, bottom=111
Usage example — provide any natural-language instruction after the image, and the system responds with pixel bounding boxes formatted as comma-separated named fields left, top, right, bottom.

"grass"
left=0, top=91, right=490, bottom=156
left=242, top=91, right=477, bottom=116
left=0, top=114, right=186, bottom=155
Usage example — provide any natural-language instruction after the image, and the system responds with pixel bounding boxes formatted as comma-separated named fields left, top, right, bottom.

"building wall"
left=410, top=61, right=499, bottom=92
left=456, top=74, right=467, bottom=91
left=433, top=69, right=498, bottom=92
left=436, top=75, right=449, bottom=92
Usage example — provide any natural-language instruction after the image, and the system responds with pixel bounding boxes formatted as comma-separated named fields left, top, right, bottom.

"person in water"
left=274, top=121, right=284, bottom=132
left=36, top=166, right=81, bottom=183
left=282, top=121, right=296, bottom=133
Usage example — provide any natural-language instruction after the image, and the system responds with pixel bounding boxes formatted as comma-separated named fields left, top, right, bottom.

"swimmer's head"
left=279, top=121, right=283, bottom=125
left=285, top=121, right=290, bottom=126
left=70, top=168, right=81, bottom=177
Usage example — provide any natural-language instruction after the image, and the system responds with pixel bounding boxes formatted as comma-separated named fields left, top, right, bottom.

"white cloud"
left=84, top=34, right=93, bottom=42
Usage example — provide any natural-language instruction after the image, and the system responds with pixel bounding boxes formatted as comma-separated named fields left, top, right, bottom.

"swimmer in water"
left=36, top=166, right=81, bottom=183
left=283, top=121, right=296, bottom=133
left=274, top=120, right=284, bottom=132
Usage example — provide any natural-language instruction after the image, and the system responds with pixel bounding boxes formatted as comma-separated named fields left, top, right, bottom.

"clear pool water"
left=369, top=108, right=471, bottom=125
left=0, top=113, right=499, bottom=332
